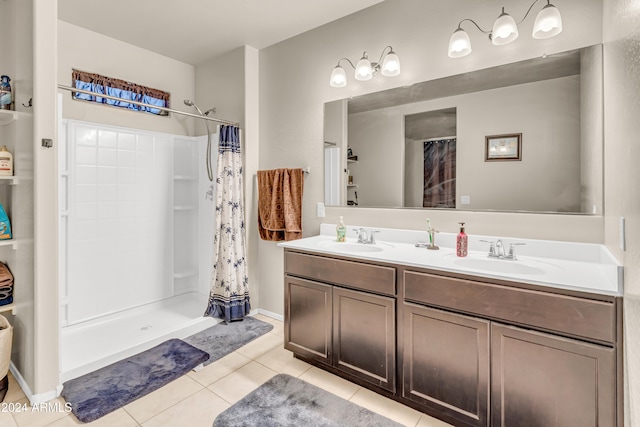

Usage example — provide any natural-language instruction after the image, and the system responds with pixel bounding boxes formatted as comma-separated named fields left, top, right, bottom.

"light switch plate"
left=461, top=195, right=471, bottom=205
left=317, top=202, right=325, bottom=218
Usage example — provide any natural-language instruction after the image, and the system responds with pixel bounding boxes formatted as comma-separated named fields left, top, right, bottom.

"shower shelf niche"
left=173, top=175, right=197, bottom=181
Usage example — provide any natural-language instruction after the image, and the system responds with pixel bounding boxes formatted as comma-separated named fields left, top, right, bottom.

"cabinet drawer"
left=285, top=251, right=396, bottom=296
left=404, top=271, right=616, bottom=344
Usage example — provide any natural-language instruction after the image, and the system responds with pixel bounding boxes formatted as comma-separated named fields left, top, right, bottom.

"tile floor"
left=0, top=314, right=452, bottom=427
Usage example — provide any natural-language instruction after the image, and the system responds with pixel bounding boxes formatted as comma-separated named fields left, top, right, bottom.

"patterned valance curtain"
left=423, top=138, right=457, bottom=208
left=72, top=69, right=170, bottom=115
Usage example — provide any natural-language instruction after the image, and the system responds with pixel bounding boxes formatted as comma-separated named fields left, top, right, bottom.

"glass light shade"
left=448, top=28, right=472, bottom=58
left=330, top=66, right=347, bottom=87
left=355, top=55, right=373, bottom=81
left=381, top=51, right=401, bottom=77
left=532, top=4, right=563, bottom=39
left=492, top=10, right=519, bottom=45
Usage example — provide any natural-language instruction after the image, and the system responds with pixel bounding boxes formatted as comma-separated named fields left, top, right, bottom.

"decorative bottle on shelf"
left=456, top=222, right=468, bottom=257
left=336, top=216, right=346, bottom=242
left=0, top=146, right=12, bottom=176
left=0, top=76, right=12, bottom=110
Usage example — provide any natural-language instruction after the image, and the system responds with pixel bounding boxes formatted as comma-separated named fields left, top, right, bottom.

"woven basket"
left=0, top=315, right=12, bottom=377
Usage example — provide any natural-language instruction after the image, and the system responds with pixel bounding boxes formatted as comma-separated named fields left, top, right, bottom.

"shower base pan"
left=60, top=292, right=218, bottom=383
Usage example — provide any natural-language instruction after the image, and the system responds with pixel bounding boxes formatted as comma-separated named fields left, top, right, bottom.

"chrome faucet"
left=353, top=228, right=379, bottom=244
left=480, top=239, right=525, bottom=260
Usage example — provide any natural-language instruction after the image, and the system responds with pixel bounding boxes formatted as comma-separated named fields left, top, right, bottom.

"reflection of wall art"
left=485, top=133, right=522, bottom=161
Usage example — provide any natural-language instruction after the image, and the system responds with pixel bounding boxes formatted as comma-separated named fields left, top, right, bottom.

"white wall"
left=57, top=21, right=195, bottom=136
left=258, top=0, right=604, bottom=317
left=350, top=76, right=581, bottom=211
left=602, top=0, right=640, bottom=424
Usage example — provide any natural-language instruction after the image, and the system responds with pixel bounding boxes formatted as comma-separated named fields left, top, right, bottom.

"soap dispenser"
left=456, top=222, right=468, bottom=257
left=336, top=216, right=346, bottom=242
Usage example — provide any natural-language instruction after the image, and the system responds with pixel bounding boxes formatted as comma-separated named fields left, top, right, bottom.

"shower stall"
left=58, top=111, right=222, bottom=381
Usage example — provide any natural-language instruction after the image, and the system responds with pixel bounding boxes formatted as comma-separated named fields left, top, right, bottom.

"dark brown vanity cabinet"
left=404, top=269, right=620, bottom=427
left=284, top=251, right=397, bottom=392
left=283, top=250, right=621, bottom=427
left=491, top=323, right=616, bottom=427
left=403, top=303, right=490, bottom=427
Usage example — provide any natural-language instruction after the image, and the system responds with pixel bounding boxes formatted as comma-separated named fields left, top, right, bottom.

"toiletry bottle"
left=426, top=218, right=432, bottom=246
left=456, top=222, right=468, bottom=257
left=0, top=76, right=12, bottom=110
left=336, top=216, right=346, bottom=242
left=0, top=146, right=13, bottom=176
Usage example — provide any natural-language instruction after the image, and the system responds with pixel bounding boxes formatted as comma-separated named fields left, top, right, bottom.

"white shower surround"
left=59, top=119, right=218, bottom=379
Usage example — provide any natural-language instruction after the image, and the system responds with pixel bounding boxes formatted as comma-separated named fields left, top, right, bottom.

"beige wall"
left=602, top=0, right=640, bottom=424
left=57, top=21, right=195, bottom=136
left=258, top=0, right=603, bottom=316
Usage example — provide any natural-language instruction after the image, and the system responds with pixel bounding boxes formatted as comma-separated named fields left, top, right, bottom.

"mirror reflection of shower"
left=184, top=99, right=217, bottom=182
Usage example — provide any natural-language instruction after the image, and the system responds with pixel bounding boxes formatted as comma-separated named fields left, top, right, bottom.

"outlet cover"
left=461, top=195, right=471, bottom=205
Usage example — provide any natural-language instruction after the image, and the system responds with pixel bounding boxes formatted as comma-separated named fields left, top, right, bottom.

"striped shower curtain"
left=204, top=125, right=250, bottom=322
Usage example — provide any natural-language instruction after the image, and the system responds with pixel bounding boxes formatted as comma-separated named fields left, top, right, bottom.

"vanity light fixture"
left=448, top=0, right=562, bottom=58
left=330, top=46, right=400, bottom=87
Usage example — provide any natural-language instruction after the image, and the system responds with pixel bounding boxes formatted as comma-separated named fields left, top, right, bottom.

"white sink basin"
left=319, top=241, right=391, bottom=253
left=452, top=256, right=562, bottom=276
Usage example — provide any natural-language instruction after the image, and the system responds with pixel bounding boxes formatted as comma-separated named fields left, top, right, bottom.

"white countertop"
left=278, top=224, right=623, bottom=297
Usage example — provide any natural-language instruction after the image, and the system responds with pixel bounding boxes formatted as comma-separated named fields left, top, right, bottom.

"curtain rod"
left=57, top=84, right=239, bottom=126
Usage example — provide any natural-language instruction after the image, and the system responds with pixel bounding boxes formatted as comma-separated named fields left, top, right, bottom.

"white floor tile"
left=208, top=361, right=277, bottom=404
left=188, top=351, right=252, bottom=387
left=234, top=332, right=283, bottom=360
left=141, top=388, right=229, bottom=427
left=299, top=366, right=360, bottom=400
left=255, top=346, right=312, bottom=377
left=349, top=387, right=423, bottom=427
left=46, top=408, right=138, bottom=427
left=123, top=375, right=203, bottom=424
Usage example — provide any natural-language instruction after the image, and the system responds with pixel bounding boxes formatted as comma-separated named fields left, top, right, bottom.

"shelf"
left=0, top=303, right=15, bottom=315
left=347, top=184, right=358, bottom=188
left=173, top=270, right=198, bottom=279
left=0, top=239, right=17, bottom=250
left=173, top=175, right=197, bottom=181
left=0, top=109, right=32, bottom=126
left=347, top=156, right=358, bottom=162
left=173, top=205, right=197, bottom=211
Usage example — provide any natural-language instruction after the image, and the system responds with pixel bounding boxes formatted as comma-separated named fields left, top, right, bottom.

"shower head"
left=184, top=99, right=205, bottom=116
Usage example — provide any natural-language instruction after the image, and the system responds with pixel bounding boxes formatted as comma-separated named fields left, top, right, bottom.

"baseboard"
left=256, top=308, right=284, bottom=322
left=9, top=362, right=62, bottom=405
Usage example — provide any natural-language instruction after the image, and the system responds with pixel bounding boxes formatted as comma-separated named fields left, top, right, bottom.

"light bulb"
left=355, top=53, right=373, bottom=81
left=330, top=65, right=347, bottom=87
left=492, top=8, right=519, bottom=45
left=533, top=3, right=562, bottom=39
left=381, top=50, right=401, bottom=77
left=448, top=28, right=472, bottom=58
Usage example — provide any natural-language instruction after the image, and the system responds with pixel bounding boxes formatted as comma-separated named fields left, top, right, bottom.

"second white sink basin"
left=452, top=256, right=563, bottom=276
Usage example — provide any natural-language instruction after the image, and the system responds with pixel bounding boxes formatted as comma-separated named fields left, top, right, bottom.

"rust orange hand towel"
left=257, top=168, right=304, bottom=241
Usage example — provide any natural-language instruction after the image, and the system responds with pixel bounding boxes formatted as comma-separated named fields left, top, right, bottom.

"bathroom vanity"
left=279, top=226, right=623, bottom=427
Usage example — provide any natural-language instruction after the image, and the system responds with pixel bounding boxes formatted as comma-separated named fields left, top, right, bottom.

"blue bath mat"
left=184, top=316, right=273, bottom=366
left=61, top=338, right=209, bottom=423
left=213, top=374, right=404, bottom=427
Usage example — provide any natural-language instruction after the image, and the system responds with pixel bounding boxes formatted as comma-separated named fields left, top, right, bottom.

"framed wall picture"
left=485, top=133, right=522, bottom=161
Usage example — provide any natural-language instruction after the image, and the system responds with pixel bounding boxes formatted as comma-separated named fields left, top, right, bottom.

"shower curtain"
left=423, top=138, right=456, bottom=208
left=205, top=125, right=250, bottom=322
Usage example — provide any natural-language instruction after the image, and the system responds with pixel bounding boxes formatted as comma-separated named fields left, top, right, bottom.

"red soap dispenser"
left=456, top=222, right=468, bottom=257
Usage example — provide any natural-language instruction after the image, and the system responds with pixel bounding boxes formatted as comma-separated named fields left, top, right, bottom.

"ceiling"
left=57, top=0, right=384, bottom=65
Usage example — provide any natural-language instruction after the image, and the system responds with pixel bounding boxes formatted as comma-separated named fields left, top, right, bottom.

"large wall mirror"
left=323, top=44, right=603, bottom=214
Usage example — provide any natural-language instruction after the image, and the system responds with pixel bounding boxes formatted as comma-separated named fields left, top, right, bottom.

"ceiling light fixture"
left=330, top=46, right=400, bottom=88
left=448, top=0, right=562, bottom=58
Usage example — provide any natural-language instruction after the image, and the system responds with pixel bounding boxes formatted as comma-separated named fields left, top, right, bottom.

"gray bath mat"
left=184, top=316, right=273, bottom=366
left=61, top=339, right=209, bottom=423
left=213, top=374, right=404, bottom=427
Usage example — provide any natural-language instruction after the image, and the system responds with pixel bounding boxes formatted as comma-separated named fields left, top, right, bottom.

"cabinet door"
left=284, top=276, right=332, bottom=365
left=333, top=287, right=396, bottom=392
left=403, top=303, right=490, bottom=427
left=491, top=323, right=616, bottom=427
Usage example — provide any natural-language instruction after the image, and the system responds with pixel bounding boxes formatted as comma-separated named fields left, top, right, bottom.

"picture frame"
left=485, top=133, right=522, bottom=161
